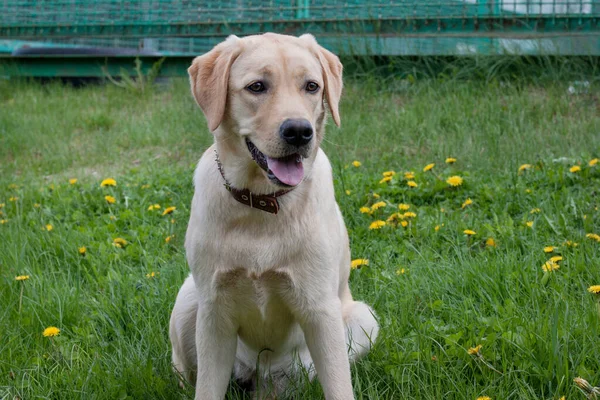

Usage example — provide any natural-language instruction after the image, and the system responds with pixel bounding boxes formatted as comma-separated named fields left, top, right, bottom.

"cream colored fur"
left=169, top=33, right=379, bottom=400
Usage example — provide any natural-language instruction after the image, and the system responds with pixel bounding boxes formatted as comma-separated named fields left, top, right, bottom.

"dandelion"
left=404, top=171, right=415, bottom=179
left=69, top=178, right=78, bottom=185
left=105, top=195, right=116, bottom=204
left=0, top=203, right=4, bottom=208
left=446, top=176, right=463, bottom=187
left=16, top=275, right=30, bottom=313
left=0, top=219, right=7, bottom=224
left=486, top=238, right=496, bottom=247
left=352, top=161, right=361, bottom=167
left=15, top=275, right=29, bottom=281
left=141, top=184, right=150, bottom=189
left=550, top=256, right=563, bottom=263
left=423, top=163, right=435, bottom=172
left=518, top=164, right=532, bottom=173
left=345, top=190, right=351, bottom=195
left=369, top=220, right=386, bottom=230
left=396, top=268, right=406, bottom=275
left=530, top=208, right=541, bottom=214
left=400, top=220, right=408, bottom=228
left=407, top=181, right=418, bottom=188
left=162, top=206, right=176, bottom=215
left=446, top=157, right=457, bottom=164
left=434, top=225, right=440, bottom=231
left=78, top=246, right=86, bottom=256
left=100, top=178, right=116, bottom=187
left=476, top=397, right=492, bottom=400
left=147, top=204, right=161, bottom=211
left=464, top=229, right=476, bottom=236
left=403, top=212, right=417, bottom=219
left=45, top=224, right=53, bottom=231
left=42, top=327, right=60, bottom=337
left=113, top=238, right=127, bottom=248
left=462, top=198, right=473, bottom=209
left=526, top=221, right=534, bottom=228
left=590, top=158, right=599, bottom=167
left=351, top=259, right=369, bottom=270
left=386, top=213, right=403, bottom=222
left=382, top=171, right=396, bottom=177
left=359, top=207, right=371, bottom=214
left=588, top=285, right=600, bottom=294
left=379, top=176, right=392, bottom=184
left=569, top=165, right=581, bottom=173
left=586, top=233, right=600, bottom=242
left=573, top=377, right=600, bottom=397
left=542, top=261, right=560, bottom=272
left=146, top=271, right=159, bottom=279
left=468, top=345, right=482, bottom=355
left=34, top=203, right=40, bottom=208
left=543, top=246, right=555, bottom=253
left=165, top=235, right=174, bottom=243
left=398, top=203, right=410, bottom=211
left=564, top=240, right=578, bottom=247
left=370, top=201, right=386, bottom=212
left=9, top=196, right=18, bottom=202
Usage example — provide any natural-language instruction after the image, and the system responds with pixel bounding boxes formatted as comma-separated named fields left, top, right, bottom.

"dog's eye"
left=305, top=81, right=319, bottom=93
left=246, top=82, right=266, bottom=93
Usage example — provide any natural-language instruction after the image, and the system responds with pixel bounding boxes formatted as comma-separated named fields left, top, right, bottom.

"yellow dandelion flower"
left=372, top=193, right=380, bottom=199
left=105, top=195, right=116, bottom=204
left=526, top=221, right=534, bottom=228
left=569, top=165, right=581, bottom=173
left=69, top=178, right=78, bottom=185
left=407, top=181, right=418, bottom=188
left=486, top=238, right=496, bottom=247
left=586, top=233, right=600, bottom=242
left=359, top=207, right=371, bottom=214
left=15, top=275, right=30, bottom=281
left=42, top=326, right=60, bottom=337
left=462, top=198, right=473, bottom=209
left=141, top=184, right=150, bottom=189
left=34, top=203, right=40, bottom=208
left=530, top=208, right=541, bottom=214
left=434, top=225, right=440, bottom=231
left=542, top=261, right=560, bottom=272
left=386, top=213, right=403, bottom=222
left=165, top=235, right=174, bottom=243
left=0, top=203, right=4, bottom=208
left=146, top=271, right=159, bottom=279
left=78, top=246, right=86, bottom=255
left=147, top=204, right=161, bottom=211
left=369, top=220, right=386, bottom=230
left=0, top=219, right=7, bottom=224
left=550, top=256, right=563, bottom=263
left=476, top=397, right=492, bottom=400
left=588, top=285, right=600, bottom=294
left=396, top=268, right=406, bottom=275
left=525, top=188, right=532, bottom=193
left=371, top=201, right=387, bottom=211
left=400, top=220, right=408, bottom=227
left=445, top=157, right=457, bottom=164
left=351, top=259, right=369, bottom=270
left=404, top=171, right=415, bottom=179
left=564, top=240, right=578, bottom=247
left=113, top=238, right=127, bottom=248
left=382, top=171, right=396, bottom=177
left=589, top=158, right=599, bottom=166
left=518, top=164, right=532, bottom=172
left=345, top=190, right=351, bottom=195
left=464, top=229, right=476, bottom=236
left=423, top=163, right=435, bottom=172
left=446, top=176, right=463, bottom=187
left=100, top=178, right=117, bottom=187
left=45, top=224, right=53, bottom=231
left=544, top=246, right=555, bottom=253
left=162, top=206, right=176, bottom=215
left=403, top=212, right=417, bottom=219
left=352, top=161, right=361, bottom=167
left=398, top=203, right=410, bottom=211
left=467, top=344, right=482, bottom=355
left=9, top=196, right=18, bottom=202
left=379, top=176, right=392, bottom=184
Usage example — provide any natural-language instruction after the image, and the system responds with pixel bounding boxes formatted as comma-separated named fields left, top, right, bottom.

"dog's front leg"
left=299, top=300, right=354, bottom=400
left=194, top=294, right=238, bottom=400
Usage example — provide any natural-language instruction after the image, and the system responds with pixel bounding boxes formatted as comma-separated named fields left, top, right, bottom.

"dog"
left=169, top=33, right=379, bottom=400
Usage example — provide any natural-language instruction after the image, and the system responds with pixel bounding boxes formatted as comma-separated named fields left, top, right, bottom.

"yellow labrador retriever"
left=169, top=33, right=379, bottom=400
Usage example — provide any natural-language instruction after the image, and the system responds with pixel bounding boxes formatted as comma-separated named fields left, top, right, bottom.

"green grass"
left=1, top=74, right=599, bottom=399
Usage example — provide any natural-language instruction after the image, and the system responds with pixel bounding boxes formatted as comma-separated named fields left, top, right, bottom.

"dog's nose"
left=279, top=119, right=313, bottom=147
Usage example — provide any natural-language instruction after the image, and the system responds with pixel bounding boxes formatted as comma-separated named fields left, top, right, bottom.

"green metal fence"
left=1, top=1, right=599, bottom=77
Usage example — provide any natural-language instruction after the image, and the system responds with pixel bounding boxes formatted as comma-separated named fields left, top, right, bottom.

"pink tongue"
left=266, top=155, right=304, bottom=186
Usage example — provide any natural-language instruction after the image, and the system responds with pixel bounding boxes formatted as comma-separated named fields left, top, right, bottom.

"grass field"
left=1, top=71, right=600, bottom=399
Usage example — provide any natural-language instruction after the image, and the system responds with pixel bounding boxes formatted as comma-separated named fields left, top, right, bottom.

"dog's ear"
left=301, top=34, right=343, bottom=127
left=188, top=35, right=242, bottom=132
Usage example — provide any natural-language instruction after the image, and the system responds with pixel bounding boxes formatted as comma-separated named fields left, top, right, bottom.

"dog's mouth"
left=246, top=139, right=304, bottom=187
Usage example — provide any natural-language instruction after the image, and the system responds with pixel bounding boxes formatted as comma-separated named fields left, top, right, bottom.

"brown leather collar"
left=215, top=150, right=293, bottom=214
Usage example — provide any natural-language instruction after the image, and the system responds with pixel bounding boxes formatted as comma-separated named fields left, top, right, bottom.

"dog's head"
left=188, top=33, right=342, bottom=189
